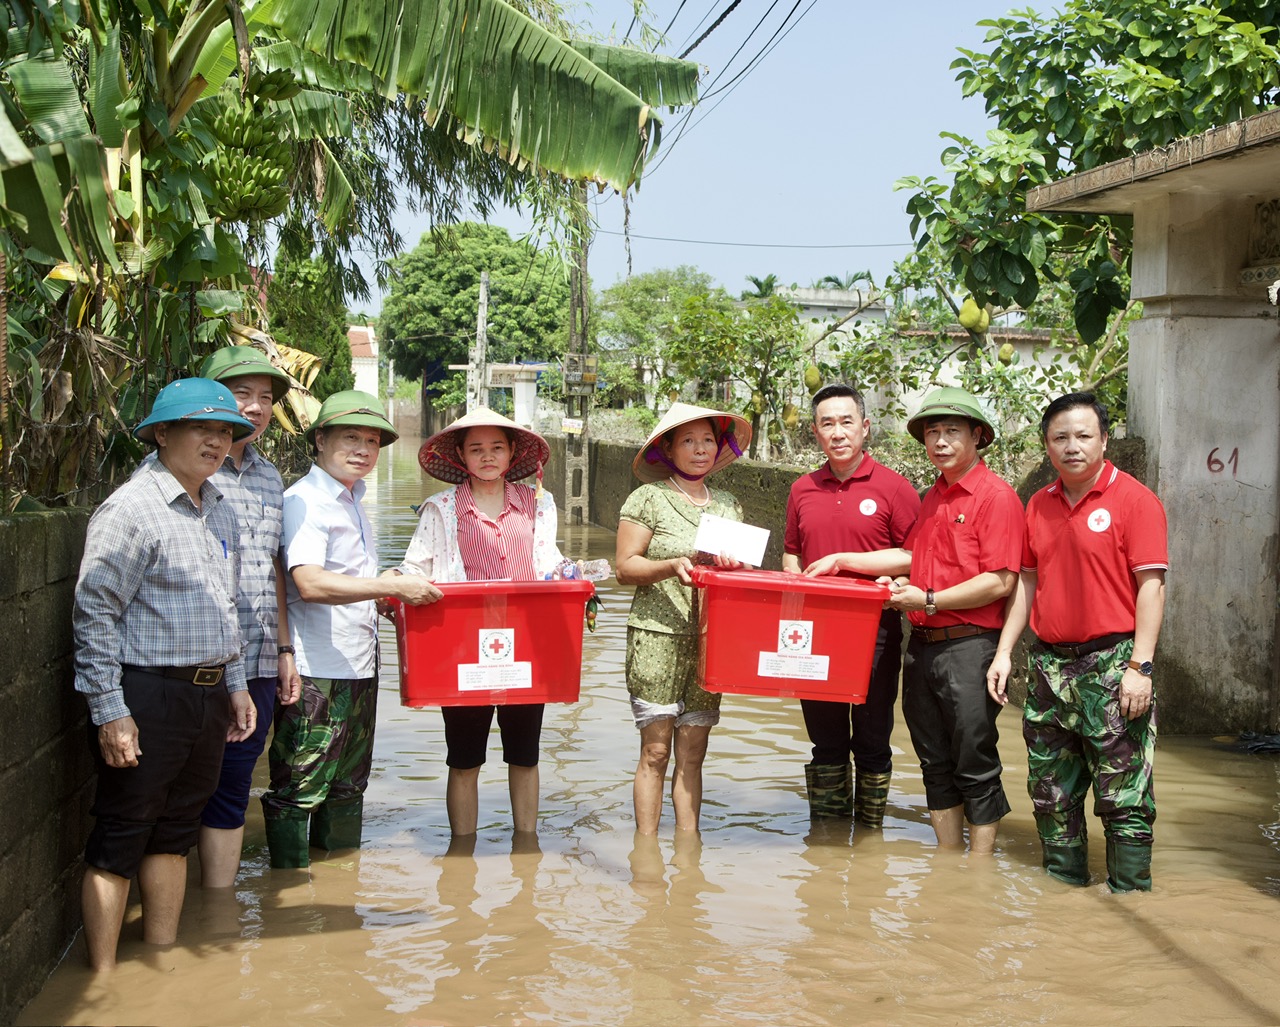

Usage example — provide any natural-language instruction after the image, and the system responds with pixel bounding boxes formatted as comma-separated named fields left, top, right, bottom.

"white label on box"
left=458, top=662, right=534, bottom=691
left=478, top=628, right=515, bottom=664
left=757, top=652, right=831, bottom=681
left=776, top=620, right=814, bottom=655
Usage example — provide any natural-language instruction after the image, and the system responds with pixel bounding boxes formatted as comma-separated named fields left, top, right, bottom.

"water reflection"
left=20, top=440, right=1280, bottom=1026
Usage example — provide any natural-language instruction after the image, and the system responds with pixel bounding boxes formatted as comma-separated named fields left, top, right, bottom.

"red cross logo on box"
left=478, top=629, right=515, bottom=664
left=777, top=620, right=814, bottom=655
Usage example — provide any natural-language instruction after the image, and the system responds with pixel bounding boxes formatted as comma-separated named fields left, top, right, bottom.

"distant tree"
left=741, top=273, right=779, bottom=300
left=667, top=294, right=806, bottom=460
left=814, top=270, right=874, bottom=291
left=267, top=256, right=354, bottom=401
left=380, top=224, right=571, bottom=391
left=596, top=266, right=731, bottom=407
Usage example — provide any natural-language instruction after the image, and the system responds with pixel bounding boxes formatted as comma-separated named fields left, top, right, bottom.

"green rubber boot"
left=853, top=770, right=892, bottom=828
left=1106, top=838, right=1152, bottom=893
left=264, top=811, right=311, bottom=869
left=310, top=796, right=364, bottom=851
left=804, top=762, right=853, bottom=819
left=1042, top=842, right=1090, bottom=886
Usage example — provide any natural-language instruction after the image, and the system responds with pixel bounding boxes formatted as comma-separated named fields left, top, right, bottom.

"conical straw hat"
left=419, top=407, right=551, bottom=484
left=631, top=402, right=752, bottom=483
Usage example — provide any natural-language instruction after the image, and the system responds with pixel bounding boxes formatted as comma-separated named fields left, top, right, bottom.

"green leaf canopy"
left=266, top=0, right=689, bottom=191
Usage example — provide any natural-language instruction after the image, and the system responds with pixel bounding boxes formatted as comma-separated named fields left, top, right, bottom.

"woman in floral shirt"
left=615, top=403, right=751, bottom=835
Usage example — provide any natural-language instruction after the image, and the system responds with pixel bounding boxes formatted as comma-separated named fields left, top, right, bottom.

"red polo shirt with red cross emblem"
left=784, top=454, right=920, bottom=578
left=1023, top=460, right=1168, bottom=644
left=904, top=459, right=1025, bottom=630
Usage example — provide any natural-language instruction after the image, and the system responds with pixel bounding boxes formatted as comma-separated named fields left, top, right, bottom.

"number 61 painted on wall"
left=1207, top=447, right=1239, bottom=477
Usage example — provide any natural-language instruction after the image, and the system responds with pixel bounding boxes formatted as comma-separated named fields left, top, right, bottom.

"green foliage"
left=0, top=0, right=701, bottom=505
left=897, top=0, right=1280, bottom=342
left=267, top=255, right=354, bottom=401
left=596, top=265, right=728, bottom=405
left=741, top=273, right=779, bottom=299
left=667, top=293, right=807, bottom=459
left=380, top=223, right=570, bottom=388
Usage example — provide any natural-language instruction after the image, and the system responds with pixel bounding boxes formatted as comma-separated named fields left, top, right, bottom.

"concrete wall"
left=0, top=510, right=95, bottom=1024
left=1128, top=190, right=1280, bottom=732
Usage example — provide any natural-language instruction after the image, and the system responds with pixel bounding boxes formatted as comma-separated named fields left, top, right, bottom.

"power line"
left=594, top=228, right=911, bottom=250
left=649, top=0, right=817, bottom=174
left=660, top=0, right=692, bottom=43
left=679, top=0, right=744, bottom=59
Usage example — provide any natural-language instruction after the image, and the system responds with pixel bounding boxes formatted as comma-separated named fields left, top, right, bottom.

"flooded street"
left=21, top=444, right=1280, bottom=1026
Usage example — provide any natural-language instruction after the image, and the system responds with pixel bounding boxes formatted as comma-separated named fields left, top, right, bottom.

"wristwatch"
left=278, top=645, right=296, bottom=656
left=924, top=588, right=937, bottom=617
left=1127, top=659, right=1154, bottom=676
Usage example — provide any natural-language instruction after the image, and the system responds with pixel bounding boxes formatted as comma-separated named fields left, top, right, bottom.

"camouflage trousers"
left=1024, top=639, right=1156, bottom=846
left=261, top=675, right=378, bottom=817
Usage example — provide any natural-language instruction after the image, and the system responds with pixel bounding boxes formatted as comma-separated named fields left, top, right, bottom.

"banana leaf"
left=266, top=0, right=673, bottom=191
left=565, top=41, right=699, bottom=108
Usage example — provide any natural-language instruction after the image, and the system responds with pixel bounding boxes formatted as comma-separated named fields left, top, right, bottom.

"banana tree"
left=0, top=0, right=700, bottom=505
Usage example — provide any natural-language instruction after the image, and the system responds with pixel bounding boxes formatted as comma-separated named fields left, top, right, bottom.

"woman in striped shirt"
left=397, top=407, right=576, bottom=838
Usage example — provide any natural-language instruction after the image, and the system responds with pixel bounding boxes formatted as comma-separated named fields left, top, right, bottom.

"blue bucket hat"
left=133, top=377, right=256, bottom=444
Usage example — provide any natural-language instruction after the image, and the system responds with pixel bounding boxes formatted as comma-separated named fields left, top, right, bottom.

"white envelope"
left=694, top=513, right=770, bottom=567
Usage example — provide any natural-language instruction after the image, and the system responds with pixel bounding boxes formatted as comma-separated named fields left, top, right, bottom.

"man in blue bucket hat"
left=73, top=377, right=259, bottom=970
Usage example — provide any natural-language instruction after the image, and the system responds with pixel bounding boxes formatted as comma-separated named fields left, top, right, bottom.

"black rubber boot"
left=804, top=762, right=853, bottom=819
left=264, top=811, right=311, bottom=869
left=1106, top=838, right=1152, bottom=893
left=853, top=770, right=892, bottom=828
left=1042, top=842, right=1090, bottom=886
left=311, top=795, right=364, bottom=851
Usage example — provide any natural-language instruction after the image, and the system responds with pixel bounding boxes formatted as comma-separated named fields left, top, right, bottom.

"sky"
left=366, top=0, right=1011, bottom=312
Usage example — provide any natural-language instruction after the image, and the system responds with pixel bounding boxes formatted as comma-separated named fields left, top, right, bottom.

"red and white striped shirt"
left=454, top=479, right=538, bottom=581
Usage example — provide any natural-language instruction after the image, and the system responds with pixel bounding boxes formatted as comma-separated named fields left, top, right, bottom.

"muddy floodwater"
left=20, top=444, right=1280, bottom=1026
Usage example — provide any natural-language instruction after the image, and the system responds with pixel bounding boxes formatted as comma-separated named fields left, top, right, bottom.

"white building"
left=347, top=324, right=379, bottom=396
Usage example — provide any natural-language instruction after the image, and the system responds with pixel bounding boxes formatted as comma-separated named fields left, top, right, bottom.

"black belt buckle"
left=193, top=667, right=223, bottom=686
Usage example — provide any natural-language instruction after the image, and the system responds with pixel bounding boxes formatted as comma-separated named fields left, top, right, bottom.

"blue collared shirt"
left=74, top=459, right=247, bottom=725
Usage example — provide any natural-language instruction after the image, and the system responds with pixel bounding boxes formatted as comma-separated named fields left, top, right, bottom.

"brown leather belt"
left=1037, top=632, right=1133, bottom=660
left=911, top=624, right=996, bottom=645
left=127, top=664, right=226, bottom=686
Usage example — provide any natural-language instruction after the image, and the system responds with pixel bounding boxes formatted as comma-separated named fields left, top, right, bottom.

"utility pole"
left=563, top=190, right=593, bottom=526
left=467, top=270, right=490, bottom=413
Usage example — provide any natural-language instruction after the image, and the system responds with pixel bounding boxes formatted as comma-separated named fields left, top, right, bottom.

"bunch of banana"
left=247, top=67, right=303, bottom=103
left=207, top=77, right=297, bottom=223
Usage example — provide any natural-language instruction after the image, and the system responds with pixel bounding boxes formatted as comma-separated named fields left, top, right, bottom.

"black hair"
left=810, top=383, right=866, bottom=420
left=1040, top=392, right=1109, bottom=438
left=662, top=417, right=722, bottom=450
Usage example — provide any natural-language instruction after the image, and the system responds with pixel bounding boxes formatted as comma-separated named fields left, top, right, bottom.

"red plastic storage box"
left=394, top=579, right=595, bottom=707
left=690, top=567, right=890, bottom=704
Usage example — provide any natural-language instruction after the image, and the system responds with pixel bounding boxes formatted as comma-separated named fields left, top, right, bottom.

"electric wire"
left=593, top=228, right=911, bottom=250
left=678, top=0, right=744, bottom=59
left=648, top=0, right=817, bottom=174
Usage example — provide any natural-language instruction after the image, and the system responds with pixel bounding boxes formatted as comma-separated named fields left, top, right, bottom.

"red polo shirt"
left=784, top=454, right=920, bottom=577
left=904, top=459, right=1024, bottom=630
left=1024, top=461, right=1168, bottom=644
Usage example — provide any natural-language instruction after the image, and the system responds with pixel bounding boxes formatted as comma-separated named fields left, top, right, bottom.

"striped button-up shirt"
left=455, top=480, right=538, bottom=581
left=211, top=445, right=285, bottom=679
left=74, top=459, right=247, bottom=726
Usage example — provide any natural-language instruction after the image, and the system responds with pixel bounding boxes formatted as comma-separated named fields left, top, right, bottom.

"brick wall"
left=0, top=509, right=95, bottom=1024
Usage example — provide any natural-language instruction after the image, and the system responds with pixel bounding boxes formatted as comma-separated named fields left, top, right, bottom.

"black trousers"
left=800, top=610, right=902, bottom=774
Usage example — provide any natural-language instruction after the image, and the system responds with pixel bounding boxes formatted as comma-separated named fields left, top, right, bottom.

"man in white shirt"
left=261, top=391, right=439, bottom=868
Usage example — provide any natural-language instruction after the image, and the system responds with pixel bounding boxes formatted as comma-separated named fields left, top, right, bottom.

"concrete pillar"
left=1127, top=191, right=1280, bottom=730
